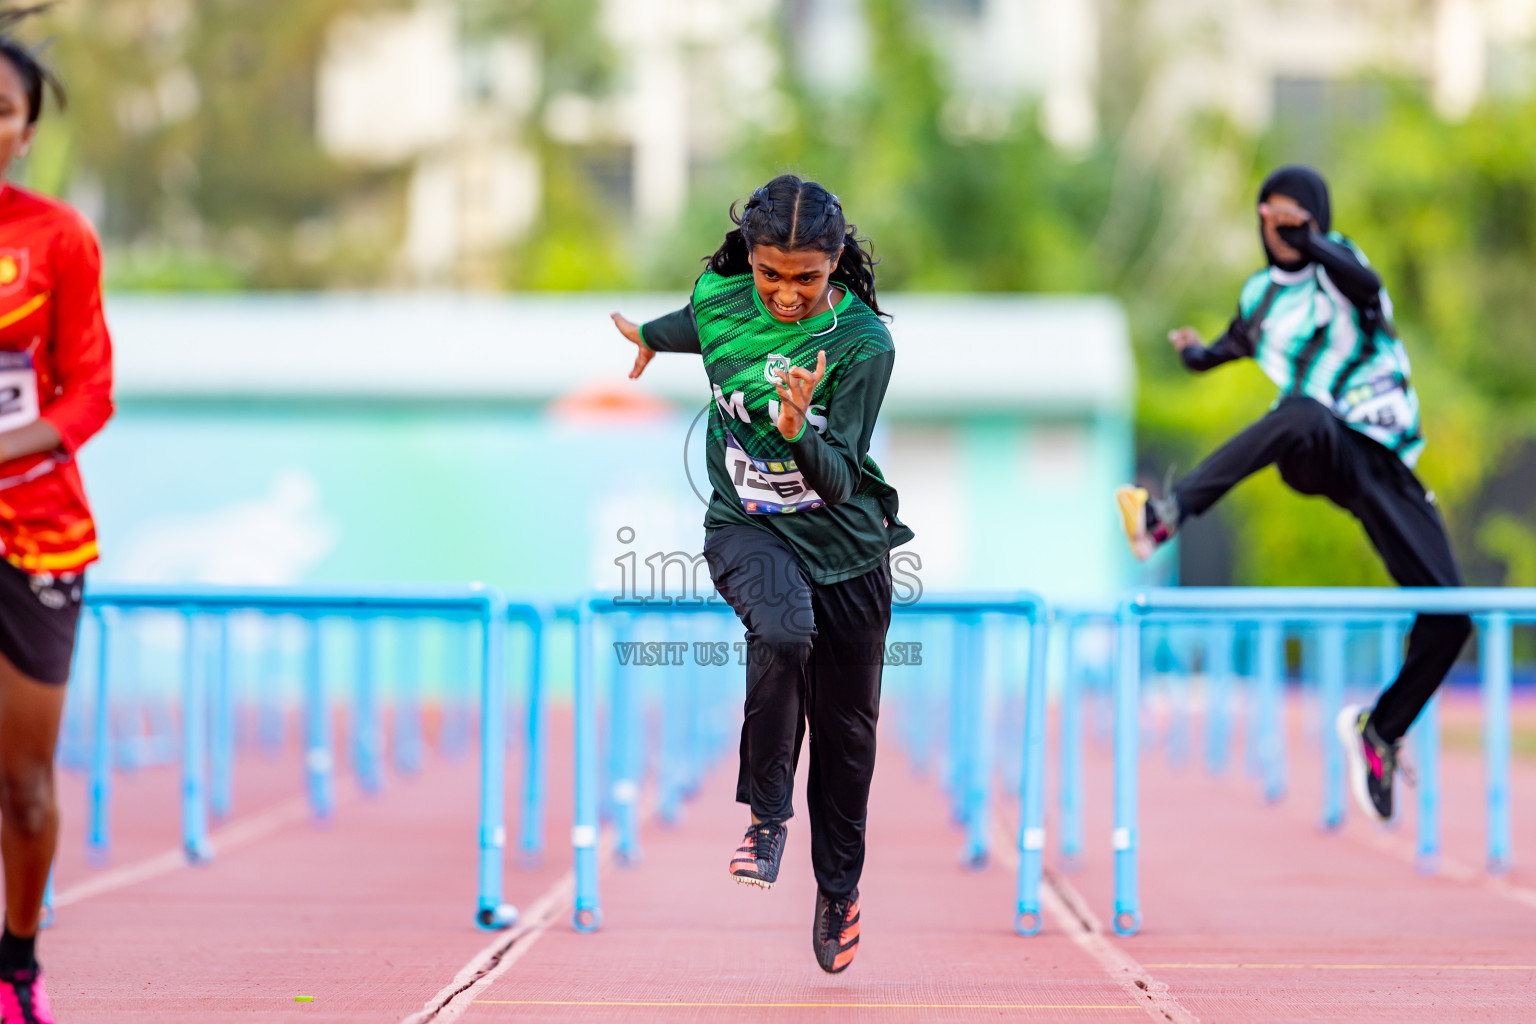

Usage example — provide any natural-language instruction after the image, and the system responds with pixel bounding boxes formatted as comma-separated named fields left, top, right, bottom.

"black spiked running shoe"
left=812, top=888, right=861, bottom=974
left=729, top=820, right=787, bottom=889
left=1337, top=704, right=1411, bottom=822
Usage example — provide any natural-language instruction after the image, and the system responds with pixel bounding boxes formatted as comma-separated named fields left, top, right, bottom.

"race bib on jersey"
left=0, top=352, right=39, bottom=433
left=1336, top=374, right=1411, bottom=431
left=724, top=430, right=826, bottom=515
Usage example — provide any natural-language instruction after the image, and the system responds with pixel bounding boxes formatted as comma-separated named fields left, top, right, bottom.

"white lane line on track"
left=52, top=796, right=311, bottom=908
left=1040, top=870, right=1201, bottom=1024
left=401, top=871, right=579, bottom=1024
left=1342, top=821, right=1536, bottom=911
left=1241, top=754, right=1536, bottom=912
left=405, top=793, right=653, bottom=1024
left=992, top=820, right=1200, bottom=1024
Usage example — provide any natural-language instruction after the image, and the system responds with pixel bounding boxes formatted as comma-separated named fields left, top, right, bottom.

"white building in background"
left=313, top=0, right=1102, bottom=283
left=1129, top=0, right=1536, bottom=135
left=792, top=0, right=1100, bottom=150
left=313, top=0, right=1536, bottom=284
left=317, top=3, right=542, bottom=285
left=316, top=0, right=781, bottom=284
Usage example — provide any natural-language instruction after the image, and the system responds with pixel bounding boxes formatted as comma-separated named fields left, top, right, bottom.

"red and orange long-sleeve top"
left=0, top=184, right=114, bottom=575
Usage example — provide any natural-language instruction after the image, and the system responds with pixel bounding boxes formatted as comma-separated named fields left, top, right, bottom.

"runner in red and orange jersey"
left=0, top=8, right=113, bottom=1021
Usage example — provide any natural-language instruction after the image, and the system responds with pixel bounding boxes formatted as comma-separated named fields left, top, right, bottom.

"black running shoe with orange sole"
left=813, top=888, right=861, bottom=974
left=729, top=820, right=787, bottom=888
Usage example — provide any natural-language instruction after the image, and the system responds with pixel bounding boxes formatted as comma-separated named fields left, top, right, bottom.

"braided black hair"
left=707, top=174, right=884, bottom=318
left=0, top=4, right=63, bottom=126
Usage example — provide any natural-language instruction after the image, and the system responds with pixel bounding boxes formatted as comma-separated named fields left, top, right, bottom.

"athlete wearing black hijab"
left=1117, top=165, right=1469, bottom=824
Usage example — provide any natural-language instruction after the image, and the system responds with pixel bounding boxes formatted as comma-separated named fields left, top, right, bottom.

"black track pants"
left=704, top=524, right=891, bottom=899
left=1172, top=397, right=1471, bottom=743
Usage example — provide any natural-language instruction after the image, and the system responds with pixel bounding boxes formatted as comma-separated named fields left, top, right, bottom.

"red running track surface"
left=35, top=696, right=1536, bottom=1022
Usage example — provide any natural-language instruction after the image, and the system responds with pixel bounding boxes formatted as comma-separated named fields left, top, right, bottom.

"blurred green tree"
left=22, top=0, right=410, bottom=289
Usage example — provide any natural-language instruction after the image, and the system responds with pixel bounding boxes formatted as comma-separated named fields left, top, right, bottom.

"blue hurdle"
left=570, top=595, right=740, bottom=934
left=887, top=595, right=1051, bottom=935
left=1108, top=587, right=1532, bottom=937
left=564, top=593, right=1050, bottom=935
left=58, top=583, right=528, bottom=933
left=1053, top=605, right=1117, bottom=872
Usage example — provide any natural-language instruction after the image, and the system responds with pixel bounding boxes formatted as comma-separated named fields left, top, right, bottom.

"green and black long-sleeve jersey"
left=641, top=271, right=913, bottom=585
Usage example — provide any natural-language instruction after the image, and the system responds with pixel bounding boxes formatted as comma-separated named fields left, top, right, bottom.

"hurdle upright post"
left=1112, top=600, right=1141, bottom=936
left=572, top=600, right=603, bottom=932
left=658, top=620, right=688, bottom=826
left=518, top=607, right=549, bottom=866
left=948, top=615, right=971, bottom=826
left=475, top=590, right=518, bottom=930
left=257, top=620, right=285, bottom=755
left=611, top=613, right=643, bottom=867
left=959, top=614, right=991, bottom=868
left=354, top=617, right=383, bottom=796
left=87, top=606, right=112, bottom=864
left=303, top=616, right=335, bottom=821
left=394, top=618, right=424, bottom=777
left=1057, top=616, right=1083, bottom=869
left=180, top=609, right=213, bottom=864
left=1204, top=621, right=1234, bottom=775
left=210, top=614, right=234, bottom=820
left=1165, top=627, right=1191, bottom=768
left=1414, top=689, right=1441, bottom=875
left=1317, top=620, right=1346, bottom=830
left=442, top=624, right=472, bottom=761
left=1257, top=620, right=1286, bottom=803
left=1243, top=624, right=1264, bottom=780
left=40, top=869, right=54, bottom=931
left=1482, top=611, right=1512, bottom=875
left=1014, top=603, right=1050, bottom=935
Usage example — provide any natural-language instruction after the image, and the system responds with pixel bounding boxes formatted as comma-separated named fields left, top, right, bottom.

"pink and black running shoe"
left=0, top=965, right=53, bottom=1024
left=1337, top=704, right=1406, bottom=822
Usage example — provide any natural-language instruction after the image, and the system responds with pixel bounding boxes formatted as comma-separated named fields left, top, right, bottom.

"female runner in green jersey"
left=611, top=174, right=912, bottom=974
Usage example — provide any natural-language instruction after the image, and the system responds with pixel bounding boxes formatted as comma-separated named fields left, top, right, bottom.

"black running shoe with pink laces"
left=729, top=820, right=787, bottom=888
left=812, top=888, right=861, bottom=974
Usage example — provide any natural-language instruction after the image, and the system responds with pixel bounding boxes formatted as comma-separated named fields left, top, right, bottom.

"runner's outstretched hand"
left=1167, top=327, right=1201, bottom=353
left=773, top=350, right=827, bottom=440
left=610, top=312, right=655, bottom=379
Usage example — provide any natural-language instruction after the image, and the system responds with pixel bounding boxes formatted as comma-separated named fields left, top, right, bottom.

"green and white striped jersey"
left=1189, top=234, right=1423, bottom=467
left=642, top=271, right=913, bottom=584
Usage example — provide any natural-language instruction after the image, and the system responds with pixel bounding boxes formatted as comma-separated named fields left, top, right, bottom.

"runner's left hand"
left=773, top=350, right=826, bottom=440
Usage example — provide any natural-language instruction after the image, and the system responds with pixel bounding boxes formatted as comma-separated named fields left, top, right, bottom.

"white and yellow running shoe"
left=1116, top=485, right=1177, bottom=561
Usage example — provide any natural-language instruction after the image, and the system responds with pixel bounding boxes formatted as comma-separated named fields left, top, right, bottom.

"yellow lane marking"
left=1146, top=963, right=1536, bottom=971
left=475, top=1002, right=1141, bottom=1009
left=0, top=292, right=46, bottom=331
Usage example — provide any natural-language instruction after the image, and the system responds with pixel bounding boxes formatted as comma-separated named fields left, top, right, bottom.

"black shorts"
left=0, top=559, right=83, bottom=685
